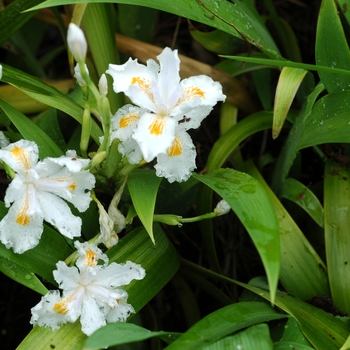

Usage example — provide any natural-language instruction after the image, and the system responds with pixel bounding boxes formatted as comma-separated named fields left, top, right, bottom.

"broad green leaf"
left=1, top=64, right=103, bottom=143
left=189, top=21, right=241, bottom=55
left=193, top=168, right=280, bottom=304
left=207, top=111, right=273, bottom=172
left=183, top=262, right=349, bottom=350
left=127, top=170, right=162, bottom=244
left=0, top=0, right=42, bottom=46
left=279, top=317, right=313, bottom=347
left=340, top=334, right=350, bottom=350
left=84, top=323, right=180, bottom=349
left=28, top=0, right=281, bottom=58
left=280, top=178, right=324, bottom=227
left=33, top=108, right=67, bottom=152
left=0, top=258, right=48, bottom=295
left=18, top=224, right=180, bottom=349
left=118, top=4, right=157, bottom=43
left=165, top=302, right=286, bottom=350
left=243, top=161, right=330, bottom=300
left=271, top=83, right=325, bottom=193
left=0, top=100, right=63, bottom=158
left=324, top=161, right=350, bottom=314
left=197, top=111, right=272, bottom=272
left=203, top=324, right=273, bottom=350
left=244, top=283, right=350, bottom=350
left=316, top=0, right=350, bottom=93
left=274, top=342, right=314, bottom=350
left=273, top=67, right=307, bottom=139
left=221, top=55, right=350, bottom=76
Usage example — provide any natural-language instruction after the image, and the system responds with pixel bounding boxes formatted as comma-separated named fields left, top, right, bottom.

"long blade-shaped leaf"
left=243, top=161, right=329, bottom=300
left=193, top=168, right=280, bottom=304
left=316, top=0, right=350, bottom=93
left=324, top=160, right=350, bottom=314
left=28, top=0, right=281, bottom=58
left=127, top=170, right=162, bottom=244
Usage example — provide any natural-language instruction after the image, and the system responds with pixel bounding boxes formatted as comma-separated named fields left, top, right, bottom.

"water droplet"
left=319, top=120, right=324, bottom=125
left=25, top=273, right=33, bottom=280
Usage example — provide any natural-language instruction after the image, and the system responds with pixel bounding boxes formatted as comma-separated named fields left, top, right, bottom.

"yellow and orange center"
left=10, top=145, right=31, bottom=170
left=85, top=249, right=98, bottom=267
left=119, top=113, right=140, bottom=129
left=167, top=137, right=182, bottom=157
left=53, top=297, right=70, bottom=314
left=131, top=76, right=155, bottom=102
left=148, top=116, right=167, bottom=136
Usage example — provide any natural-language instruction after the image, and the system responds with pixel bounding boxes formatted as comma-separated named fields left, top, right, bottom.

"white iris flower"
left=0, top=140, right=95, bottom=254
left=106, top=47, right=226, bottom=162
left=30, top=241, right=145, bottom=336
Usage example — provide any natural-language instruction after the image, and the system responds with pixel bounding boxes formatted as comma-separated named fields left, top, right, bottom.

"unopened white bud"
left=99, top=74, right=108, bottom=96
left=0, top=64, right=2, bottom=80
left=214, top=199, right=231, bottom=216
left=67, top=23, right=87, bottom=63
left=74, top=63, right=89, bottom=87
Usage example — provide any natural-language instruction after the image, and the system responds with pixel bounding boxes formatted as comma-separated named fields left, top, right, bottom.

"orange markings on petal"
left=148, top=116, right=166, bottom=136
left=168, top=137, right=182, bottom=157
left=85, top=249, right=98, bottom=267
left=185, top=86, right=205, bottom=99
left=16, top=213, right=31, bottom=226
left=53, top=299, right=69, bottom=314
left=130, top=76, right=155, bottom=102
left=10, top=145, right=31, bottom=169
left=119, top=113, right=140, bottom=128
left=16, top=198, right=30, bottom=226
left=68, top=183, right=77, bottom=192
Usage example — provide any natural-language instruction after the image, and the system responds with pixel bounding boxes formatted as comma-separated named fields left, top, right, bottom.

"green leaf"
left=127, top=170, right=162, bottom=244
left=279, top=317, right=313, bottom=347
left=189, top=21, right=241, bottom=55
left=193, top=168, right=280, bottom=304
left=316, top=0, right=350, bottom=92
left=243, top=161, right=330, bottom=300
left=0, top=0, right=42, bottom=46
left=165, top=302, right=286, bottom=350
left=324, top=160, right=350, bottom=314
left=84, top=323, right=180, bottom=349
left=27, top=0, right=281, bottom=58
left=0, top=100, right=63, bottom=158
left=1, top=64, right=103, bottom=143
left=273, top=67, right=307, bottom=139
left=244, top=283, right=350, bottom=350
left=203, top=324, right=273, bottom=350
left=183, top=262, right=349, bottom=350
left=280, top=178, right=324, bottom=228
left=18, top=224, right=180, bottom=349
left=0, top=258, right=48, bottom=295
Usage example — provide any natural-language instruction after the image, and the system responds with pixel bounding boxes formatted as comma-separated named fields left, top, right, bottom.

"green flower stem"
left=153, top=211, right=220, bottom=227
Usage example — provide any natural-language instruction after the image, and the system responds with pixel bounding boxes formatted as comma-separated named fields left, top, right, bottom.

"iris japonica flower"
left=0, top=140, right=95, bottom=254
left=106, top=47, right=226, bottom=163
left=30, top=241, right=145, bottom=336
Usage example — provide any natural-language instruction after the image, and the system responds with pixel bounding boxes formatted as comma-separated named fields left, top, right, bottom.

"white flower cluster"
left=106, top=48, right=226, bottom=183
left=30, top=241, right=145, bottom=335
left=0, top=140, right=95, bottom=254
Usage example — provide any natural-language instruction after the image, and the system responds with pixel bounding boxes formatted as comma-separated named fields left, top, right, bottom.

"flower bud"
left=74, top=63, right=89, bottom=87
left=214, top=199, right=231, bottom=216
left=98, top=74, right=108, bottom=96
left=0, top=64, right=2, bottom=80
left=67, top=23, right=87, bottom=63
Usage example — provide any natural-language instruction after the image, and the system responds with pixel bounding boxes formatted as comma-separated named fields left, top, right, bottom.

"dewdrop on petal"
left=214, top=199, right=231, bottom=216
left=67, top=23, right=87, bottom=63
